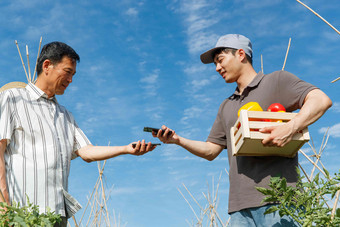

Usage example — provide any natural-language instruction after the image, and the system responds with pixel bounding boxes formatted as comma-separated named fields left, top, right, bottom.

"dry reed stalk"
left=15, top=41, right=29, bottom=82
left=178, top=187, right=201, bottom=223
left=331, top=188, right=340, bottom=220
left=33, top=37, right=42, bottom=83
left=26, top=45, right=31, bottom=82
left=226, top=216, right=231, bottom=226
left=224, top=168, right=229, bottom=176
left=213, top=172, right=222, bottom=205
left=296, top=0, right=340, bottom=36
left=309, top=129, right=329, bottom=179
left=98, top=160, right=111, bottom=226
left=72, top=216, right=78, bottom=227
left=182, top=183, right=204, bottom=211
left=299, top=149, right=326, bottom=177
left=86, top=167, right=103, bottom=226
left=282, top=38, right=291, bottom=71
left=78, top=176, right=100, bottom=225
left=331, top=77, right=340, bottom=83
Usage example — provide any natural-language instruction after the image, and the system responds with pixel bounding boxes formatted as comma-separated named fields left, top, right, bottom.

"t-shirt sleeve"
left=278, top=71, right=318, bottom=112
left=207, top=103, right=228, bottom=148
left=0, top=92, right=15, bottom=142
left=72, top=120, right=92, bottom=160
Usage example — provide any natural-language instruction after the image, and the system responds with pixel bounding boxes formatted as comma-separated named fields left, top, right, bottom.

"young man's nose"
left=215, top=63, right=222, bottom=72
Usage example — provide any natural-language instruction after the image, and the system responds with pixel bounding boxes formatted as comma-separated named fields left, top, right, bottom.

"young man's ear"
left=237, top=49, right=247, bottom=62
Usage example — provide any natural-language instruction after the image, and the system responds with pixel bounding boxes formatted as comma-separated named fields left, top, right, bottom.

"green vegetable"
left=0, top=196, right=61, bottom=227
left=256, top=168, right=340, bottom=227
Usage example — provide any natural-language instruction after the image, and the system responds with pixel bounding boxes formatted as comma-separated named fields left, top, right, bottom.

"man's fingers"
left=259, top=126, right=274, bottom=133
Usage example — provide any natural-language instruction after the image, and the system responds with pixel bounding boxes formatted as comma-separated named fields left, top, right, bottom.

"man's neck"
left=34, top=78, right=55, bottom=98
left=236, top=66, right=258, bottom=94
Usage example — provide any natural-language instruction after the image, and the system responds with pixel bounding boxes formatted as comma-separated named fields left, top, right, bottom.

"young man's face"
left=213, top=50, right=242, bottom=84
left=47, top=56, right=76, bottom=96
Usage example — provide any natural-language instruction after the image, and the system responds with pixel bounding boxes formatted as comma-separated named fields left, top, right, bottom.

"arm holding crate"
left=260, top=87, right=332, bottom=147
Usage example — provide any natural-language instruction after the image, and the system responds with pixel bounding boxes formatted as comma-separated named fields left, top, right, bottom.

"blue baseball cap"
left=200, top=34, right=253, bottom=64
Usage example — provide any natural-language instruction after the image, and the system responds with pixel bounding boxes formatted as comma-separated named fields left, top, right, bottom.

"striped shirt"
left=0, top=82, right=91, bottom=217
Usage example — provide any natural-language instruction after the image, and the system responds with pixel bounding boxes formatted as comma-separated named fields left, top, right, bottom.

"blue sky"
left=0, top=0, right=339, bottom=226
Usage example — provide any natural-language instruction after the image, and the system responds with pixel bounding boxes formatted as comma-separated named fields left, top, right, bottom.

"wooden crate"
left=230, top=110, right=310, bottom=158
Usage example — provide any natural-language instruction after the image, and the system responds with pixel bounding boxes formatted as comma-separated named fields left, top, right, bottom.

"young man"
left=155, top=34, right=332, bottom=226
left=0, top=42, right=157, bottom=226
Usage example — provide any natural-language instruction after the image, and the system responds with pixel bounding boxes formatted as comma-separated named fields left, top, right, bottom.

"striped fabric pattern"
left=0, top=82, right=91, bottom=217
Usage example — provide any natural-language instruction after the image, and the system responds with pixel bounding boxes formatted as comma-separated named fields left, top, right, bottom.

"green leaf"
left=336, top=208, right=340, bottom=218
left=280, top=178, right=287, bottom=191
left=264, top=205, right=279, bottom=215
left=256, top=187, right=273, bottom=196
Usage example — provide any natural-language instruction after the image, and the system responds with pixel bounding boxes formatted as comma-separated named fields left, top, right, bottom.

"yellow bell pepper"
left=237, top=102, right=263, bottom=117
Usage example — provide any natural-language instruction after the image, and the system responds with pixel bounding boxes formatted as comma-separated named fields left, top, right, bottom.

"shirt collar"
left=233, top=71, right=265, bottom=96
left=26, top=82, right=57, bottom=102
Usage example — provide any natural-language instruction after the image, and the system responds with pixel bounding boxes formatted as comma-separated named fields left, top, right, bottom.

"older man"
left=0, top=41, right=156, bottom=226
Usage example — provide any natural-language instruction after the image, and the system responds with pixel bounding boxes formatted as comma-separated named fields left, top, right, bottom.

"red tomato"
left=267, top=103, right=286, bottom=112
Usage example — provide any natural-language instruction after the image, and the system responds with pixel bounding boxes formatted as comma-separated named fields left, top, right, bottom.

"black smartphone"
left=143, top=127, right=173, bottom=136
left=132, top=143, right=161, bottom=148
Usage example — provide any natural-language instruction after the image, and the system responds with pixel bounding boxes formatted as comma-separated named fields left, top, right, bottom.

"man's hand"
left=260, top=120, right=296, bottom=147
left=0, top=139, right=10, bottom=208
left=153, top=125, right=179, bottom=144
left=127, top=140, right=157, bottom=156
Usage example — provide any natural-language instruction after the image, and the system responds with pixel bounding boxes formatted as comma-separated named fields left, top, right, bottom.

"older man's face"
left=48, top=56, right=77, bottom=96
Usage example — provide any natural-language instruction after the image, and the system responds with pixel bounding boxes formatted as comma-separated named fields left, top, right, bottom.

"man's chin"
left=55, top=90, right=65, bottom=95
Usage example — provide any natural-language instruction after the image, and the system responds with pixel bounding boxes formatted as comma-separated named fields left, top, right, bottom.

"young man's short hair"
left=214, top=48, right=253, bottom=65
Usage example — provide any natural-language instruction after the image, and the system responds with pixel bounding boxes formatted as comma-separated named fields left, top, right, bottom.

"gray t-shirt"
left=207, top=70, right=317, bottom=213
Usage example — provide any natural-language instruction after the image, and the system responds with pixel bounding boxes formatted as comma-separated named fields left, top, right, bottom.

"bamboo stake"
left=78, top=176, right=101, bottom=225
left=178, top=187, right=200, bottom=222
left=26, top=45, right=31, bottom=82
left=310, top=129, right=329, bottom=179
left=331, top=188, right=340, bottom=220
left=331, top=77, right=340, bottom=83
left=98, top=160, right=110, bottom=226
left=15, top=40, right=29, bottom=82
left=72, top=216, right=78, bottom=227
left=33, top=36, right=42, bottom=83
left=225, top=168, right=229, bottom=176
left=296, top=0, right=340, bottom=36
left=226, top=216, right=231, bottom=226
left=282, top=38, right=291, bottom=71
left=299, top=149, right=326, bottom=177
left=182, top=183, right=204, bottom=211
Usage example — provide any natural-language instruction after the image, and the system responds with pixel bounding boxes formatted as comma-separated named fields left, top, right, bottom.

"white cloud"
left=111, top=186, right=144, bottom=196
left=319, top=123, right=340, bottom=138
left=191, top=79, right=211, bottom=90
left=139, top=69, right=160, bottom=96
left=125, top=7, right=138, bottom=17
left=181, top=106, right=204, bottom=124
left=177, top=0, right=222, bottom=55
left=331, top=102, right=340, bottom=113
left=140, top=73, right=158, bottom=84
left=183, top=64, right=208, bottom=75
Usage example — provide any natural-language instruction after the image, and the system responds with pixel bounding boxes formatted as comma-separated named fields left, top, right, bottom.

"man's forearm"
left=290, top=89, right=332, bottom=133
left=76, top=145, right=129, bottom=163
left=176, top=136, right=223, bottom=161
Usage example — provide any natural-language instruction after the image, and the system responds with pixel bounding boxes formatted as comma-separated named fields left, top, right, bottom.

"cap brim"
left=0, top=81, right=27, bottom=92
left=200, top=47, right=225, bottom=64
